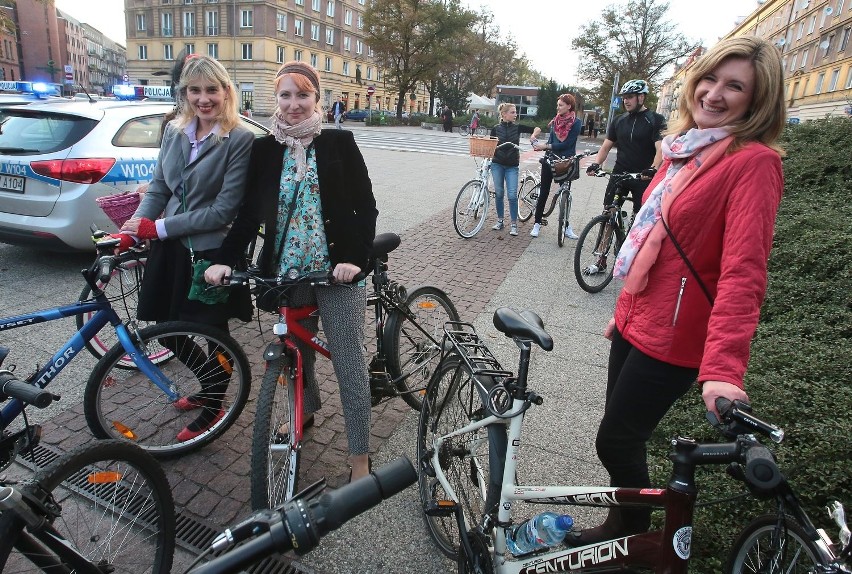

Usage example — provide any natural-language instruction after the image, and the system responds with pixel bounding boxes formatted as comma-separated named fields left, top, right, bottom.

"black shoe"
left=273, top=412, right=314, bottom=444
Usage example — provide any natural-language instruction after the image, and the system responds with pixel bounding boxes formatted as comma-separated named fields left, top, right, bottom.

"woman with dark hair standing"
left=529, top=93, right=583, bottom=238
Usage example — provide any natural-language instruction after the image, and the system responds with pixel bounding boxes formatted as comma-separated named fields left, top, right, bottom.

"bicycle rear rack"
left=440, top=321, right=514, bottom=383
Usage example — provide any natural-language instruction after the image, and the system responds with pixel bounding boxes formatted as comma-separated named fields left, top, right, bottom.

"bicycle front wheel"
left=517, top=179, right=538, bottom=222
left=250, top=356, right=300, bottom=510
left=417, top=357, right=500, bottom=559
left=726, top=514, right=827, bottom=574
left=84, top=321, right=252, bottom=458
left=557, top=190, right=570, bottom=248
left=453, top=180, right=489, bottom=238
left=0, top=440, right=175, bottom=574
left=384, top=286, right=460, bottom=411
left=573, top=214, right=623, bottom=293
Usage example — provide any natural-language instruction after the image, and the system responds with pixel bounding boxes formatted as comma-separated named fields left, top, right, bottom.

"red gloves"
left=109, top=233, right=137, bottom=252
left=136, top=218, right=158, bottom=240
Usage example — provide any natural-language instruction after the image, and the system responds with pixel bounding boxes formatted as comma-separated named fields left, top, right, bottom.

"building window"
left=136, top=14, right=146, bottom=31
left=312, top=0, right=320, bottom=11
left=206, top=11, right=218, bottom=35
left=840, top=27, right=851, bottom=51
left=828, top=68, right=840, bottom=90
left=242, top=43, right=253, bottom=60
left=325, top=56, right=332, bottom=72
left=356, top=40, right=363, bottom=54
left=344, top=36, right=350, bottom=51
left=139, top=45, right=148, bottom=60
left=185, top=43, right=195, bottom=54
left=808, top=15, right=816, bottom=34
left=164, top=44, right=173, bottom=60
left=845, top=68, right=852, bottom=89
left=797, top=21, right=804, bottom=40
left=326, top=28, right=334, bottom=45
left=277, top=12, right=287, bottom=32
left=838, top=0, right=845, bottom=13
left=823, top=34, right=835, bottom=57
left=358, top=15, right=363, bottom=29
left=183, top=12, right=195, bottom=35
left=815, top=71, right=825, bottom=93
left=310, top=53, right=318, bottom=67
left=294, top=19, right=303, bottom=36
left=184, top=0, right=193, bottom=4
left=358, top=0, right=365, bottom=4
left=207, top=42, right=218, bottom=58
left=345, top=9, right=352, bottom=26
left=327, top=1, right=335, bottom=17
left=162, top=12, right=174, bottom=36
left=295, top=0, right=303, bottom=5
left=294, top=48, right=302, bottom=61
left=366, top=66, right=372, bottom=80
left=162, top=0, right=172, bottom=4
left=343, top=61, right=349, bottom=75
left=241, top=10, right=252, bottom=28
left=801, top=48, right=809, bottom=67
left=311, top=23, right=320, bottom=41
left=368, top=46, right=373, bottom=57
left=277, top=45, right=285, bottom=63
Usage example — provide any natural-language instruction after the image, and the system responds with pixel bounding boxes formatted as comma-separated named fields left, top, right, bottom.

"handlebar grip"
left=189, top=521, right=289, bottom=574
left=0, top=374, right=56, bottom=409
left=744, top=444, right=782, bottom=490
left=98, top=256, right=116, bottom=285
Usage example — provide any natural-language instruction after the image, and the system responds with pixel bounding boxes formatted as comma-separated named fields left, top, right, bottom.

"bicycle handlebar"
left=186, top=456, right=417, bottom=574
left=225, top=267, right=367, bottom=289
left=711, top=398, right=785, bottom=443
left=0, top=371, right=57, bottom=409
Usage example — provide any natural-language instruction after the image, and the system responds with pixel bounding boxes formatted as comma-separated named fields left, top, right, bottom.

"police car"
left=0, top=99, right=269, bottom=251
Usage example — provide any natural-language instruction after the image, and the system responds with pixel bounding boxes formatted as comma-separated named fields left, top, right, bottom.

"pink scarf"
left=614, top=128, right=733, bottom=294
left=551, top=111, right=576, bottom=142
left=271, top=110, right=322, bottom=181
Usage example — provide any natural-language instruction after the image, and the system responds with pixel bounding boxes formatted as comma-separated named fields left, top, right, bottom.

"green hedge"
left=647, top=117, right=852, bottom=571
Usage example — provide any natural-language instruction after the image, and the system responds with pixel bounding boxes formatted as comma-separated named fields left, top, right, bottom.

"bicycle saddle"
left=492, top=307, right=553, bottom=351
left=369, top=233, right=401, bottom=261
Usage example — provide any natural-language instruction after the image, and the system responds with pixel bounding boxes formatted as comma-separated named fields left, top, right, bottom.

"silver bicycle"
left=453, top=142, right=521, bottom=239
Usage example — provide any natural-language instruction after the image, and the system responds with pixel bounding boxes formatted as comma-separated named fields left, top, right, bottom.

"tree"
left=571, top=0, right=699, bottom=109
left=364, top=0, right=476, bottom=118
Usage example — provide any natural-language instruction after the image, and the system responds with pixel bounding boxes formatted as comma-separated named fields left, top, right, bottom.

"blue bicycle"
left=0, top=233, right=251, bottom=458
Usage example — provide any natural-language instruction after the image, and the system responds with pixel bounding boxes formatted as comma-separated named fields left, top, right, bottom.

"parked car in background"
left=343, top=108, right=370, bottom=121
left=0, top=100, right=269, bottom=251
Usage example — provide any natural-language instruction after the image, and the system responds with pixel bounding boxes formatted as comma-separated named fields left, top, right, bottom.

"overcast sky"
left=53, top=0, right=760, bottom=87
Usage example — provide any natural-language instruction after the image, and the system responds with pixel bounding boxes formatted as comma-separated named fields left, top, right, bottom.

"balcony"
left=184, top=27, right=196, bottom=36
left=162, top=28, right=174, bottom=37
left=206, top=26, right=219, bottom=36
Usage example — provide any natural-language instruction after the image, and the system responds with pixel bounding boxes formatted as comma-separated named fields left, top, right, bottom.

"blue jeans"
left=490, top=163, right=518, bottom=222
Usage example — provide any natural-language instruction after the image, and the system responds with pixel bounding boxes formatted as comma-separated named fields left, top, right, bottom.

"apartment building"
left=660, top=0, right=852, bottom=123
left=57, top=10, right=89, bottom=91
left=123, top=0, right=428, bottom=116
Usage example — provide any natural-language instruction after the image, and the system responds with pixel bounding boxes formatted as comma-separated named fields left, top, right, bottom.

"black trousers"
left=595, top=328, right=697, bottom=531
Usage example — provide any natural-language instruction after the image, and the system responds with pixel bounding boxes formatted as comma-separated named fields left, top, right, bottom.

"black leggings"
left=534, top=161, right=559, bottom=224
left=595, top=328, right=697, bottom=531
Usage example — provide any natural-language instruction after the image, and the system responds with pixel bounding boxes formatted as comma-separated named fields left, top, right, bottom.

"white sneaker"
left=564, top=225, right=579, bottom=240
left=492, top=220, right=504, bottom=230
left=530, top=223, right=541, bottom=237
left=509, top=224, right=518, bottom=236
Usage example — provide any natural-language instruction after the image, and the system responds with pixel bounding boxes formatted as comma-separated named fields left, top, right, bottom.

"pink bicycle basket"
left=96, top=192, right=141, bottom=228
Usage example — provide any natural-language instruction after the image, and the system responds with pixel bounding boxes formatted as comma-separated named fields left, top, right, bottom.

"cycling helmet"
left=618, top=79, right=649, bottom=95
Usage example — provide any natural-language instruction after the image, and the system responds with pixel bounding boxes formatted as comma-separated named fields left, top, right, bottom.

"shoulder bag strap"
left=661, top=215, right=715, bottom=307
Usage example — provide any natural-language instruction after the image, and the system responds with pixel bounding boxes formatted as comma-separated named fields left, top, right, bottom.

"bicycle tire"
left=557, top=190, right=568, bottom=248
left=84, top=321, right=252, bottom=458
left=384, top=286, right=460, bottom=411
left=75, top=256, right=161, bottom=368
left=453, top=180, right=488, bottom=239
left=725, top=514, right=827, bottom=574
left=573, top=214, right=624, bottom=293
left=417, top=357, right=498, bottom=559
left=250, top=357, right=300, bottom=510
left=459, top=125, right=470, bottom=136
left=517, top=179, right=538, bottom=222
left=0, top=440, right=175, bottom=574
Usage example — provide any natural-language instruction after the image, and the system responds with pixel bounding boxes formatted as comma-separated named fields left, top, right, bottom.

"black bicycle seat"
left=370, top=233, right=401, bottom=260
left=492, top=307, right=553, bottom=351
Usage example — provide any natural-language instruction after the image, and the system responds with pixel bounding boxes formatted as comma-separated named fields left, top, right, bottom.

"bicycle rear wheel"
left=725, top=514, right=827, bottom=574
left=384, top=286, right=460, bottom=411
left=250, top=356, right=300, bottom=510
left=517, top=179, right=538, bottom=222
left=0, top=440, right=174, bottom=574
left=453, top=180, right=488, bottom=238
left=573, top=214, right=623, bottom=293
left=417, top=357, right=502, bottom=559
left=84, top=321, right=252, bottom=458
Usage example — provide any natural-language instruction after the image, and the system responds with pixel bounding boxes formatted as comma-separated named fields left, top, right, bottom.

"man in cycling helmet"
left=586, top=79, right=667, bottom=214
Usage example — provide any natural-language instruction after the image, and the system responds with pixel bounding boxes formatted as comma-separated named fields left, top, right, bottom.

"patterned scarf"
left=613, top=127, right=733, bottom=294
left=271, top=110, right=322, bottom=181
left=552, top=111, right=577, bottom=142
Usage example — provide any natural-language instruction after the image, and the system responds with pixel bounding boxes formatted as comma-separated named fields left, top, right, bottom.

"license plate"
left=0, top=174, right=25, bottom=193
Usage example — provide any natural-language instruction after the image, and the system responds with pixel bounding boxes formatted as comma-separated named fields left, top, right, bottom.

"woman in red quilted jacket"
left=568, top=37, right=787, bottom=546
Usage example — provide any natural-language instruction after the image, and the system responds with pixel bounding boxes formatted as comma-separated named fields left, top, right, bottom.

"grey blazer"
left=135, top=121, right=254, bottom=251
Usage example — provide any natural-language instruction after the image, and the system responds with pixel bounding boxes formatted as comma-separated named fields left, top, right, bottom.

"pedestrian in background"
left=489, top=103, right=535, bottom=236
left=470, top=108, right=480, bottom=132
left=568, top=36, right=787, bottom=546
left=441, top=105, right=453, bottom=132
left=587, top=117, right=595, bottom=138
left=331, top=96, right=345, bottom=129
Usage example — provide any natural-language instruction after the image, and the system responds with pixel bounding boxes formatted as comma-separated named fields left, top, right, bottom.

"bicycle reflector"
left=111, top=421, right=139, bottom=440
left=87, top=471, right=123, bottom=485
left=417, top=301, right=438, bottom=309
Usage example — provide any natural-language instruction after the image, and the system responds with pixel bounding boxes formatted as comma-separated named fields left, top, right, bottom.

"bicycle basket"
left=469, top=136, right=498, bottom=158
left=96, top=192, right=141, bottom=228
left=550, top=157, right=579, bottom=183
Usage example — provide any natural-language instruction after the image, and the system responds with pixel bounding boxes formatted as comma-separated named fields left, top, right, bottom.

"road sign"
left=64, top=65, right=73, bottom=74
left=123, top=74, right=129, bottom=82
left=367, top=85, right=375, bottom=96
left=65, top=72, right=73, bottom=81
left=611, top=96, right=621, bottom=109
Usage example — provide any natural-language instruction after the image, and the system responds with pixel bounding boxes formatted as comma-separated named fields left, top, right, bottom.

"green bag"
left=187, top=259, right=229, bottom=305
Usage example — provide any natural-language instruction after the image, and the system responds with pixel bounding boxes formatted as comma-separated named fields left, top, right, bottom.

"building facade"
left=14, top=0, right=63, bottom=85
left=123, top=0, right=429, bottom=116
left=58, top=10, right=89, bottom=91
left=659, top=0, right=852, bottom=123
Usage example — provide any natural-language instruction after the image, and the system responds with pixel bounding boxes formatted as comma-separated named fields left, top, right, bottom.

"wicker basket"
left=96, top=192, right=141, bottom=228
left=468, top=136, right=498, bottom=158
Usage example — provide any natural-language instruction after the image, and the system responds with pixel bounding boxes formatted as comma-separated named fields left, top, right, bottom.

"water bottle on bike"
left=506, top=511, right=574, bottom=555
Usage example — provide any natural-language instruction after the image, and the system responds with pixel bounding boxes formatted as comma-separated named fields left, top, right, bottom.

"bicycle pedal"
left=540, top=219, right=548, bottom=226
left=16, top=424, right=42, bottom=456
left=425, top=499, right=457, bottom=517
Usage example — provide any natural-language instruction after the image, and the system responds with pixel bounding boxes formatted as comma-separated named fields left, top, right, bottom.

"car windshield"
left=0, top=111, right=97, bottom=155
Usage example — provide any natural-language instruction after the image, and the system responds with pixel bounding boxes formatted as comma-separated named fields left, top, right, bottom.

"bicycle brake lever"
left=210, top=509, right=280, bottom=552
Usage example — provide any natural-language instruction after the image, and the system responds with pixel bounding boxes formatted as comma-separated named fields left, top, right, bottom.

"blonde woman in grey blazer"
left=113, top=54, right=253, bottom=442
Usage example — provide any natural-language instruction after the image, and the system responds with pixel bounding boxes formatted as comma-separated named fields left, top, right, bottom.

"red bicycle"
left=224, top=232, right=459, bottom=510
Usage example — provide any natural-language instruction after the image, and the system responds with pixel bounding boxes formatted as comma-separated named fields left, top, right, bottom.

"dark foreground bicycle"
left=182, top=456, right=417, bottom=574
left=0, top=374, right=175, bottom=573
